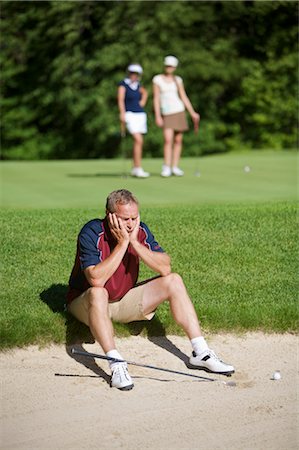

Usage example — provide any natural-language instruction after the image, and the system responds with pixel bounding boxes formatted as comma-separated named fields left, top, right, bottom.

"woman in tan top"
left=153, top=55, right=200, bottom=177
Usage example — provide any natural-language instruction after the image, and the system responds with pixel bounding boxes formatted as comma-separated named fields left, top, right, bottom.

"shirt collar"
left=124, top=78, right=139, bottom=90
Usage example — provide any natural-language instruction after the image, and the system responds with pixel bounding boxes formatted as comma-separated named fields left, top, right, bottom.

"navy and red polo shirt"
left=67, top=218, right=164, bottom=304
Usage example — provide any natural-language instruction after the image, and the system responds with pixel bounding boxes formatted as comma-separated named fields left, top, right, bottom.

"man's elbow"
left=86, top=275, right=104, bottom=288
left=159, top=262, right=171, bottom=277
left=160, top=268, right=171, bottom=277
left=90, top=279, right=104, bottom=288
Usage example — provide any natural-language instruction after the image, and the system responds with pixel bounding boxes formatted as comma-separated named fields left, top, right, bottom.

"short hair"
left=106, top=189, right=139, bottom=213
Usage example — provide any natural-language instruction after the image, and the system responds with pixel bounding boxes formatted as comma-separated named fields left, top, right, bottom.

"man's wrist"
left=129, top=238, right=140, bottom=249
left=117, top=238, right=130, bottom=249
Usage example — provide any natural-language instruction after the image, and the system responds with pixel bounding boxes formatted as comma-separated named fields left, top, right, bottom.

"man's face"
left=112, top=202, right=139, bottom=234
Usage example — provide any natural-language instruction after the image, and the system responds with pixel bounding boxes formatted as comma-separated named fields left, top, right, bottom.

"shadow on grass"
left=67, top=172, right=162, bottom=179
left=68, top=173, right=125, bottom=178
left=40, top=283, right=190, bottom=386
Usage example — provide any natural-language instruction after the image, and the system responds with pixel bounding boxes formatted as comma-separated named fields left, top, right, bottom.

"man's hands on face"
left=108, top=213, right=130, bottom=244
left=108, top=213, right=140, bottom=245
left=128, top=214, right=140, bottom=243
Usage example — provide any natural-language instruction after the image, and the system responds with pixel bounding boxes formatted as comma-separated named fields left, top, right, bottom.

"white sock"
left=191, top=337, right=209, bottom=356
left=106, top=349, right=124, bottom=370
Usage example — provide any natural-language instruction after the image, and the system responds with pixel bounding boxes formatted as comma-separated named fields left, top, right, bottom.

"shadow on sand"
left=40, top=284, right=190, bottom=386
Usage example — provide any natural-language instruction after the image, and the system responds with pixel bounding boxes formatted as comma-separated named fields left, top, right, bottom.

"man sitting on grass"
left=67, top=189, right=234, bottom=390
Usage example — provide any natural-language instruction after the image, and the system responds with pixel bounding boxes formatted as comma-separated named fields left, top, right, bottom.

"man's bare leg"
left=141, top=273, right=235, bottom=375
left=84, top=287, right=134, bottom=389
left=141, top=273, right=202, bottom=339
left=87, top=287, right=116, bottom=353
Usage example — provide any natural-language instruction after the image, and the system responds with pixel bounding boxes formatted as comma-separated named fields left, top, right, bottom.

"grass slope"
left=1, top=202, right=297, bottom=349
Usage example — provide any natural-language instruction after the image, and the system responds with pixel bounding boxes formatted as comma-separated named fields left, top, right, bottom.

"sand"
left=1, top=333, right=298, bottom=450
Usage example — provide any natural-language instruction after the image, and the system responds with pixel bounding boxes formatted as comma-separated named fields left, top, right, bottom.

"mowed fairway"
left=1, top=151, right=297, bottom=209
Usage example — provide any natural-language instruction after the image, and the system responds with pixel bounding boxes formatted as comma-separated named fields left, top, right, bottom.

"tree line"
left=1, top=0, right=298, bottom=160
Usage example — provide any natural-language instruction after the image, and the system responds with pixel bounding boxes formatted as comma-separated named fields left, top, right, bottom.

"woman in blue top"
left=118, top=64, right=150, bottom=178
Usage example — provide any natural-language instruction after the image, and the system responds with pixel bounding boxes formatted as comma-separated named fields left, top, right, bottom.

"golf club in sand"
left=71, top=348, right=215, bottom=382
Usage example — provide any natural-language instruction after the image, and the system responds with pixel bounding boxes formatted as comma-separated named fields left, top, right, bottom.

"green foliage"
left=1, top=1, right=298, bottom=160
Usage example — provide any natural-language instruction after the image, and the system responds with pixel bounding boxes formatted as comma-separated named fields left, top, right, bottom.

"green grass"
left=1, top=151, right=297, bottom=208
left=1, top=152, right=298, bottom=349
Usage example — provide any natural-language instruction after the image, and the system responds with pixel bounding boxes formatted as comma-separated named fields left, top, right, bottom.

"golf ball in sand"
left=272, top=371, right=281, bottom=380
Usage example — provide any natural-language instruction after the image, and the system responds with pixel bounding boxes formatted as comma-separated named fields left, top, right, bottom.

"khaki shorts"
left=67, top=282, right=155, bottom=326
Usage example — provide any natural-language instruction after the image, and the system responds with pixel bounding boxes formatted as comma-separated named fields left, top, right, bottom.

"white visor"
left=127, top=64, right=143, bottom=74
left=164, top=55, right=179, bottom=67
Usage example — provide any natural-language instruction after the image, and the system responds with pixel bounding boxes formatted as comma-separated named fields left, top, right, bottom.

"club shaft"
left=71, top=348, right=214, bottom=381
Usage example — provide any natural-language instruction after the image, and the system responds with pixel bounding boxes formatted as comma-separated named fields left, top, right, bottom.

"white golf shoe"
left=172, top=166, right=184, bottom=176
left=111, top=363, right=134, bottom=391
left=161, top=165, right=172, bottom=177
left=131, top=167, right=150, bottom=178
left=189, top=349, right=235, bottom=376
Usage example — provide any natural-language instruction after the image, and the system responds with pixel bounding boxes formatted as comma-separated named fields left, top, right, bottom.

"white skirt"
left=125, top=111, right=147, bottom=134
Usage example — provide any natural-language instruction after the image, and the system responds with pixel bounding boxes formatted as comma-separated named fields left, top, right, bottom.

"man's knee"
left=87, top=287, right=109, bottom=311
left=162, top=272, right=185, bottom=293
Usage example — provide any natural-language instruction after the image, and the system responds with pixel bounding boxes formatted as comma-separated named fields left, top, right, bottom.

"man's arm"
left=84, top=241, right=128, bottom=287
left=84, top=213, right=130, bottom=287
left=129, top=216, right=171, bottom=276
left=131, top=239, right=171, bottom=276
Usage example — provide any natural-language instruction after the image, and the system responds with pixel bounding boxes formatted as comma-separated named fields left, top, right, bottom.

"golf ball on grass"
left=244, top=165, right=251, bottom=173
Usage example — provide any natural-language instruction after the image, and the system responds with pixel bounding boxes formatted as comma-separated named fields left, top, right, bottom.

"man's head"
left=106, top=190, right=139, bottom=234
left=106, top=189, right=139, bottom=213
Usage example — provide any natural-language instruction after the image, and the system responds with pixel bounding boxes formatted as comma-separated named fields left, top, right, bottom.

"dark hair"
left=106, top=189, right=139, bottom=213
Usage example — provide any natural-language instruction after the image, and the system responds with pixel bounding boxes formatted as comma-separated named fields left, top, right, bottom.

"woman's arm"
left=117, top=85, right=126, bottom=124
left=153, top=83, right=164, bottom=127
left=139, top=86, right=148, bottom=107
left=177, top=80, right=200, bottom=127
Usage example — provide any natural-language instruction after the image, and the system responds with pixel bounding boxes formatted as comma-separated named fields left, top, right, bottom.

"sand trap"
left=1, top=333, right=298, bottom=450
